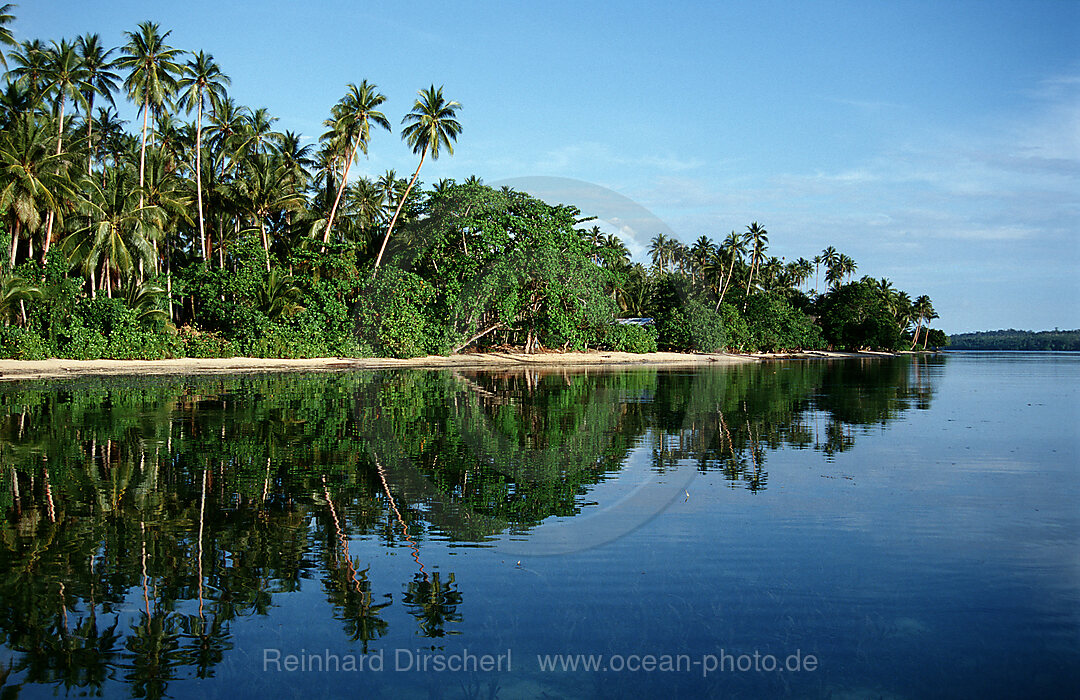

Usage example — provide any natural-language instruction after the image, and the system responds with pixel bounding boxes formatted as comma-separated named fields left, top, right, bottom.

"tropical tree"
left=234, top=154, right=304, bottom=271
left=374, top=85, right=462, bottom=271
left=177, top=51, right=229, bottom=260
left=910, top=295, right=936, bottom=350
left=40, top=38, right=89, bottom=254
left=64, top=166, right=161, bottom=296
left=320, top=81, right=389, bottom=247
left=742, top=221, right=768, bottom=307
left=715, top=230, right=746, bottom=309
left=0, top=112, right=79, bottom=266
left=117, top=21, right=186, bottom=199
left=76, top=33, right=120, bottom=175
left=0, top=3, right=16, bottom=69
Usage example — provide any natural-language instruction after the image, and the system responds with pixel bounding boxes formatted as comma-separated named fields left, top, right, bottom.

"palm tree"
left=374, top=85, right=462, bottom=272
left=911, top=295, right=935, bottom=350
left=0, top=272, right=42, bottom=326
left=837, top=253, right=857, bottom=283
left=117, top=21, right=186, bottom=200
left=320, top=81, right=389, bottom=247
left=742, top=221, right=768, bottom=307
left=715, top=230, right=746, bottom=309
left=41, top=39, right=89, bottom=254
left=64, top=166, right=161, bottom=296
left=648, top=233, right=670, bottom=273
left=234, top=154, right=304, bottom=271
left=0, top=112, right=79, bottom=266
left=0, top=4, right=16, bottom=69
left=8, top=39, right=50, bottom=106
left=177, top=51, right=229, bottom=261
left=76, top=34, right=120, bottom=176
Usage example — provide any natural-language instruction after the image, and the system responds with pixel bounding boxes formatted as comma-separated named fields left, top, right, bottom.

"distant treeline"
left=948, top=329, right=1080, bottom=351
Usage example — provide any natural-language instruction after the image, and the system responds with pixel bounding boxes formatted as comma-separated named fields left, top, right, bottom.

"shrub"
left=0, top=326, right=50, bottom=360
left=654, top=298, right=726, bottom=352
left=604, top=323, right=658, bottom=353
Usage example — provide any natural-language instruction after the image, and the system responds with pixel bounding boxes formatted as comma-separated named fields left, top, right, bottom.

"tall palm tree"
left=837, top=253, right=857, bottom=283
left=715, top=230, right=746, bottom=309
left=320, top=81, right=389, bottom=247
left=911, top=295, right=935, bottom=350
left=177, top=51, right=229, bottom=260
left=117, top=21, right=186, bottom=200
left=648, top=232, right=670, bottom=273
left=0, top=112, right=79, bottom=266
left=0, top=4, right=16, bottom=70
left=742, top=221, right=768, bottom=307
left=41, top=39, right=89, bottom=254
left=76, top=34, right=120, bottom=176
left=374, top=85, right=462, bottom=271
left=8, top=39, right=50, bottom=106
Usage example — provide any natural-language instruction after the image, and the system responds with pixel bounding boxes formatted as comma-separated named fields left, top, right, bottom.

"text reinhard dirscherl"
left=262, top=648, right=819, bottom=677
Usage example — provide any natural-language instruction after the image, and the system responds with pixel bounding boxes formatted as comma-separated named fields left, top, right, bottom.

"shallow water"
left=0, top=353, right=1076, bottom=698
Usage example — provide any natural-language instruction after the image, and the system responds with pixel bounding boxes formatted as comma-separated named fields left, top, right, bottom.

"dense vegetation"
left=0, top=9, right=944, bottom=359
left=948, top=329, right=1080, bottom=351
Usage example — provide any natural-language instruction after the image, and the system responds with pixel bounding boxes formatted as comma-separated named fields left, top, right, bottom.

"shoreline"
left=0, top=350, right=901, bottom=382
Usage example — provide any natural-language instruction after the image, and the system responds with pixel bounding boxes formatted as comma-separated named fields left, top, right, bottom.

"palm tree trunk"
left=260, top=220, right=270, bottom=273
left=373, top=147, right=426, bottom=272
left=8, top=218, right=20, bottom=268
left=195, top=93, right=207, bottom=260
left=87, top=94, right=96, bottom=176
left=716, top=254, right=738, bottom=311
left=138, top=98, right=149, bottom=208
left=321, top=147, right=354, bottom=248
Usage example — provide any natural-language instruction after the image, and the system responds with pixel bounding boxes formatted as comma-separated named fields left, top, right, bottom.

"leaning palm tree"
left=0, top=4, right=16, bottom=70
left=714, top=230, right=746, bottom=309
left=320, top=81, right=389, bottom=247
left=177, top=51, right=229, bottom=260
left=76, top=33, right=120, bottom=175
left=911, top=295, right=935, bottom=350
left=116, top=21, right=186, bottom=200
left=373, top=85, right=461, bottom=272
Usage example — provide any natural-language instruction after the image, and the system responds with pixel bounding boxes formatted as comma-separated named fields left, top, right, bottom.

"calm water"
left=0, top=353, right=1076, bottom=699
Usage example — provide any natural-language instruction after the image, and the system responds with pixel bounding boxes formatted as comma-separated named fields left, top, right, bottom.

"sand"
left=0, top=350, right=896, bottom=381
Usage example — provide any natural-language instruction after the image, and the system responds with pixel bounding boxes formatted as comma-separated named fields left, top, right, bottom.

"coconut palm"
left=320, top=81, right=389, bottom=247
left=64, top=166, right=161, bottom=297
left=715, top=230, right=746, bottom=309
left=0, top=3, right=16, bottom=69
left=76, top=34, right=120, bottom=175
left=177, top=51, right=229, bottom=260
left=0, top=272, right=42, bottom=326
left=648, top=233, right=671, bottom=273
left=374, top=85, right=462, bottom=271
left=911, top=295, right=936, bottom=350
left=117, top=21, right=186, bottom=198
left=234, top=154, right=304, bottom=271
left=742, top=221, right=768, bottom=306
left=8, top=39, right=50, bottom=104
left=0, top=112, right=79, bottom=266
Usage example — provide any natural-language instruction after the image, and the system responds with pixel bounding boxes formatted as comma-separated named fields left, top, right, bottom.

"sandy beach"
left=0, top=350, right=899, bottom=381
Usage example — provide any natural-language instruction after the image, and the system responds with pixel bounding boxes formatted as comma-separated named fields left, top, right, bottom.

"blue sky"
left=13, top=0, right=1080, bottom=332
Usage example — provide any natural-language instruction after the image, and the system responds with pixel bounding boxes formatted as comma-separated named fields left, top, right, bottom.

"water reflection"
left=0, top=357, right=940, bottom=696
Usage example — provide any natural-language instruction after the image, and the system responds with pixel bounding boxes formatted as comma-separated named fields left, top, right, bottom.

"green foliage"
left=603, top=323, right=658, bottom=353
left=948, top=329, right=1078, bottom=351
left=924, top=328, right=949, bottom=350
left=741, top=293, right=824, bottom=352
left=0, top=324, right=49, bottom=359
left=178, top=325, right=238, bottom=358
left=655, top=300, right=727, bottom=352
left=357, top=267, right=437, bottom=358
left=815, top=281, right=903, bottom=351
left=717, top=302, right=750, bottom=352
